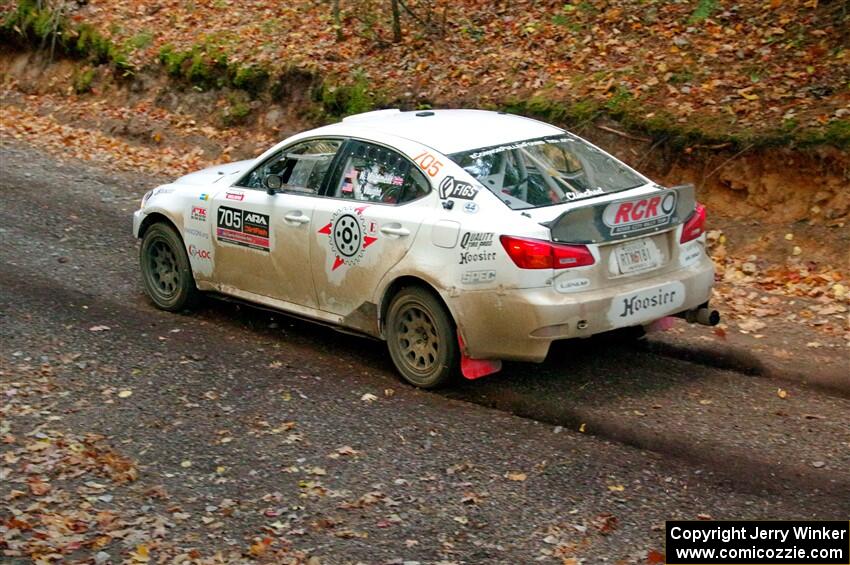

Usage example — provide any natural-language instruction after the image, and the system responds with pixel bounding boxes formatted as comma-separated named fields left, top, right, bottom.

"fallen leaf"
left=506, top=471, right=527, bottom=481
left=118, top=390, right=133, bottom=398
left=592, top=513, right=618, bottom=534
left=89, top=325, right=111, bottom=332
left=28, top=478, right=51, bottom=496
left=360, top=393, right=378, bottom=402
left=737, top=318, right=767, bottom=332
left=248, top=538, right=272, bottom=557
left=607, top=484, right=625, bottom=492
left=130, top=544, right=150, bottom=562
left=777, top=388, right=788, bottom=399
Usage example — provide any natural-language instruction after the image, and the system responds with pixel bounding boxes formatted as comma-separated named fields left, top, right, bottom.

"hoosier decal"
left=602, top=192, right=677, bottom=236
left=216, top=206, right=270, bottom=252
left=607, top=281, right=685, bottom=324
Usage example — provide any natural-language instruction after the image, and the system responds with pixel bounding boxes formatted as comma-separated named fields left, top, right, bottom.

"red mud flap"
left=645, top=316, right=676, bottom=333
left=458, top=335, right=502, bottom=380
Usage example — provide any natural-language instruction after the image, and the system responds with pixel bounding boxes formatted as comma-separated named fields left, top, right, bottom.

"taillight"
left=680, top=204, right=706, bottom=244
left=499, top=235, right=595, bottom=270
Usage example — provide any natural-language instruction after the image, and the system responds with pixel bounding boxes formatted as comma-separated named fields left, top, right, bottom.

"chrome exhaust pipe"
left=676, top=306, right=721, bottom=326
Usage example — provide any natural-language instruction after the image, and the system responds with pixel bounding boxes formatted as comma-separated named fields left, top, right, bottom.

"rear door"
left=309, top=140, right=432, bottom=324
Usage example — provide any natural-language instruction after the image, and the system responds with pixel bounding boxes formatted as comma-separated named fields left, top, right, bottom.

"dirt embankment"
left=2, top=49, right=848, bottom=263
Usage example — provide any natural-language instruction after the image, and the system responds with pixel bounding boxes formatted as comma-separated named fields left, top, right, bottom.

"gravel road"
left=1, top=141, right=847, bottom=563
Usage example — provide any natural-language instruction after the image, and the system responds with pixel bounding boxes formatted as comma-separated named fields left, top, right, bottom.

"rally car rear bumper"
left=450, top=258, right=715, bottom=363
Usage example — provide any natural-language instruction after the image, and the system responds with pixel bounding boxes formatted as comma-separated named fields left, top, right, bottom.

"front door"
left=310, top=140, right=432, bottom=328
left=212, top=138, right=343, bottom=308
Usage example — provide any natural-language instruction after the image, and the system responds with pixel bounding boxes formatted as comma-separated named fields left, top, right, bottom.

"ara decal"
left=317, top=206, right=378, bottom=271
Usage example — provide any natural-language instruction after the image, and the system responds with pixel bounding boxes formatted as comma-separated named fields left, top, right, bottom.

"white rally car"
left=134, top=109, right=718, bottom=388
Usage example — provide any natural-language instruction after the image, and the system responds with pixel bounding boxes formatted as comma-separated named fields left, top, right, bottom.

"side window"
left=239, top=139, right=342, bottom=193
left=331, top=142, right=430, bottom=204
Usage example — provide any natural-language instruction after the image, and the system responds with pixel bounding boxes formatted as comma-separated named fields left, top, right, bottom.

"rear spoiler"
left=546, top=184, right=696, bottom=244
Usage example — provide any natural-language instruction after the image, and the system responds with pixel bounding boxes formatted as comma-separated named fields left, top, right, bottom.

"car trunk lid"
left=544, top=183, right=695, bottom=244
left=524, top=184, right=698, bottom=289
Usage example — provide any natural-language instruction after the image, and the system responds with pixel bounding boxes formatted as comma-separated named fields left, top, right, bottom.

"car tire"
left=386, top=287, right=458, bottom=389
left=140, top=222, right=200, bottom=312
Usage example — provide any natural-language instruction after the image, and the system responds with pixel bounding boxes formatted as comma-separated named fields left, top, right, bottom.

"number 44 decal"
left=412, top=151, right=444, bottom=177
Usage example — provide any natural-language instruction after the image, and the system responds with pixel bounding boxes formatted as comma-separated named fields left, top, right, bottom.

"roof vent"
left=415, top=111, right=435, bottom=117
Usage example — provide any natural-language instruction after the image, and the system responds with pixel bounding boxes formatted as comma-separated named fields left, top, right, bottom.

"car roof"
left=304, top=109, right=565, bottom=155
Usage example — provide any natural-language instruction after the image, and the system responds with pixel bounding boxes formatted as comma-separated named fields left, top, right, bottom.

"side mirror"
left=264, top=174, right=282, bottom=194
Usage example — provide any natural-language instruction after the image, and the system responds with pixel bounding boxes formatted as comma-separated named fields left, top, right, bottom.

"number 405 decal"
left=412, top=151, right=444, bottom=177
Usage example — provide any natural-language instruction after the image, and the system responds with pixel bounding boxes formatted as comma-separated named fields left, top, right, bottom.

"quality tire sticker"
left=216, top=206, right=270, bottom=252
left=318, top=206, right=378, bottom=271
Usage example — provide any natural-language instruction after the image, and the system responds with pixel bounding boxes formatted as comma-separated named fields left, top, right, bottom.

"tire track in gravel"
left=7, top=264, right=847, bottom=562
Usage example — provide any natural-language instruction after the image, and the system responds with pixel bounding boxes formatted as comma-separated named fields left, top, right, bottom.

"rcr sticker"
left=461, top=270, right=496, bottom=285
left=438, top=176, right=478, bottom=200
left=602, top=192, right=677, bottom=236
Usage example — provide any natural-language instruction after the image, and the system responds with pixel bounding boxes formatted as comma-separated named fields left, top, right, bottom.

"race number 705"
left=412, top=151, right=444, bottom=177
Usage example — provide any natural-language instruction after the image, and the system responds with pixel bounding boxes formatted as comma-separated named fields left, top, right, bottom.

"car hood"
left=174, top=159, right=254, bottom=186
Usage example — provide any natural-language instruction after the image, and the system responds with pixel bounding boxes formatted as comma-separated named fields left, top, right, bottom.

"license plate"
left=615, top=239, right=660, bottom=274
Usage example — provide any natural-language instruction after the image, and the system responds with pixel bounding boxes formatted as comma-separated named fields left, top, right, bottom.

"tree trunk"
left=332, top=0, right=343, bottom=42
left=390, top=0, right=401, bottom=42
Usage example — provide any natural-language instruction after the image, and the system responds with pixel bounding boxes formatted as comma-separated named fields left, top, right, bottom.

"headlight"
left=140, top=190, right=153, bottom=209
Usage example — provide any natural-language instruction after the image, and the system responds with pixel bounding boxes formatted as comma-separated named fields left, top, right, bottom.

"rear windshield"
left=449, top=135, right=646, bottom=210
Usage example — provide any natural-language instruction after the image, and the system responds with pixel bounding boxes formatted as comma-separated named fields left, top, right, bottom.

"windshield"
left=449, top=135, right=646, bottom=209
